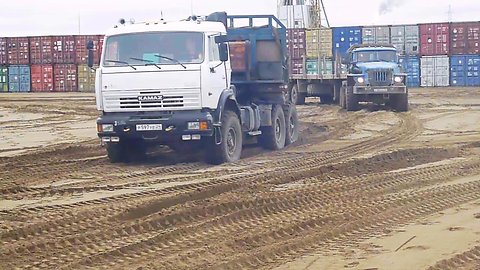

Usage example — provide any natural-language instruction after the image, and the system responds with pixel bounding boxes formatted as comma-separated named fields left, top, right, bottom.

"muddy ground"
left=0, top=88, right=479, bottom=270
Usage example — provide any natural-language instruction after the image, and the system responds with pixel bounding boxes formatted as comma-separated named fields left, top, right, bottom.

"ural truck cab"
left=89, top=13, right=298, bottom=164
left=340, top=44, right=409, bottom=111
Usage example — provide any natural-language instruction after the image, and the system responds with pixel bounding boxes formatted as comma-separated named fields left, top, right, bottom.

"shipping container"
left=52, top=36, right=76, bottom=64
left=421, top=55, right=450, bottom=87
left=287, top=28, right=306, bottom=60
left=7, top=37, right=29, bottom=65
left=306, top=58, right=333, bottom=75
left=31, top=64, right=53, bottom=92
left=8, top=65, right=31, bottom=92
left=290, top=58, right=304, bottom=75
left=0, top=38, right=7, bottom=65
left=450, top=55, right=480, bottom=86
left=450, top=22, right=480, bottom=55
left=29, top=36, right=53, bottom=64
left=78, top=65, right=97, bottom=92
left=362, top=26, right=390, bottom=45
left=98, top=35, right=105, bottom=62
left=390, top=25, right=420, bottom=55
left=306, top=28, right=332, bottom=58
left=75, top=35, right=101, bottom=64
left=54, top=64, right=77, bottom=92
left=332, top=26, right=362, bottom=59
left=419, top=23, right=450, bottom=56
left=0, top=66, right=8, bottom=92
left=398, top=56, right=421, bottom=87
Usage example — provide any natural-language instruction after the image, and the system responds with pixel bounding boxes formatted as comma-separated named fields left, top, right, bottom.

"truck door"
left=202, top=36, right=228, bottom=109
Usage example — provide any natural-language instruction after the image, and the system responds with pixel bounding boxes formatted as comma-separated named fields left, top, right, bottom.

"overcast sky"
left=0, top=0, right=478, bottom=36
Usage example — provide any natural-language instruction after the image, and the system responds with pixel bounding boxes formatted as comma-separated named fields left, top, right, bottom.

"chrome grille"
left=119, top=96, right=184, bottom=109
left=368, top=70, right=393, bottom=86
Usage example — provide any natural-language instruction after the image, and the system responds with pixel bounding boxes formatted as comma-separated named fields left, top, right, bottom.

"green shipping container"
left=77, top=65, right=97, bottom=92
left=306, top=28, right=333, bottom=59
left=306, top=59, right=334, bottom=75
left=0, top=66, right=8, bottom=92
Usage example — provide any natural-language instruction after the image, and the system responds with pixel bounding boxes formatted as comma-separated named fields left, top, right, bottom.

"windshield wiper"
left=129, top=57, right=162, bottom=70
left=154, top=54, right=187, bottom=69
left=105, top=60, right=137, bottom=70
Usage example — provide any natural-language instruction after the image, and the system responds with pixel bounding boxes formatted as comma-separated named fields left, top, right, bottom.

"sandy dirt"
left=0, top=87, right=479, bottom=270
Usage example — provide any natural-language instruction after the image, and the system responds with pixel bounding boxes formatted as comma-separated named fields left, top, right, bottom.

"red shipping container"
left=31, top=64, right=53, bottom=92
left=289, top=58, right=304, bottom=75
left=7, top=37, right=29, bottom=65
left=75, top=35, right=101, bottom=64
left=0, top=38, right=7, bottom=65
left=54, top=64, right=77, bottom=92
left=30, top=36, right=53, bottom=64
left=450, top=22, right=480, bottom=55
left=419, top=23, right=450, bottom=56
left=287, top=29, right=306, bottom=60
left=52, top=36, right=76, bottom=64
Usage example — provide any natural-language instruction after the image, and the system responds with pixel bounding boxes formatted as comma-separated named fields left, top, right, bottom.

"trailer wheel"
left=259, top=105, right=286, bottom=150
left=345, top=86, right=359, bottom=111
left=390, top=93, right=409, bottom=112
left=291, top=84, right=305, bottom=105
left=207, top=111, right=242, bottom=165
left=285, top=105, right=299, bottom=146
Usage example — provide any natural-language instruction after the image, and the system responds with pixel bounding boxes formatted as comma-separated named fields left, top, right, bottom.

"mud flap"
left=214, top=126, right=223, bottom=145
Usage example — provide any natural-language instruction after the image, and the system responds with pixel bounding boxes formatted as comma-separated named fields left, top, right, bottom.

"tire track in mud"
left=427, top=246, right=480, bottom=270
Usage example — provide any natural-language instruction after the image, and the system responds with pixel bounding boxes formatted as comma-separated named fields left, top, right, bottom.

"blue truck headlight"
left=188, top=122, right=200, bottom=130
left=394, top=76, right=404, bottom=83
left=102, top=124, right=114, bottom=133
left=356, top=77, right=365, bottom=84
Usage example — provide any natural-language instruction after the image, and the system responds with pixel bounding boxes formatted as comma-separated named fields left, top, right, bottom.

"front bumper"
left=97, top=110, right=214, bottom=143
left=353, top=85, right=407, bottom=94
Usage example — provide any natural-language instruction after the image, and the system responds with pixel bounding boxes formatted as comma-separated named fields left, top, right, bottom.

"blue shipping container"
left=8, top=65, right=31, bottom=92
left=450, top=55, right=480, bottom=87
left=332, top=26, right=362, bottom=59
left=399, top=56, right=421, bottom=88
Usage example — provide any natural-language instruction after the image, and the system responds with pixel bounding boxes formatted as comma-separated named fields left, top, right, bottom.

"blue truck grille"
left=368, top=70, right=393, bottom=86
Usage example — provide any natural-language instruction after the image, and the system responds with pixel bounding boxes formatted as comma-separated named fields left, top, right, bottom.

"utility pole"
left=447, top=5, right=453, bottom=22
left=78, top=13, right=81, bottom=34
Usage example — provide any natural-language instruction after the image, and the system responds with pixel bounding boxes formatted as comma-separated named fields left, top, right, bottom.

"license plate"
left=374, top=88, right=388, bottom=92
left=136, top=124, right=163, bottom=131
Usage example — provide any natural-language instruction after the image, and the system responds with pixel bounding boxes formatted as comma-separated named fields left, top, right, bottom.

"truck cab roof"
left=104, top=20, right=227, bottom=37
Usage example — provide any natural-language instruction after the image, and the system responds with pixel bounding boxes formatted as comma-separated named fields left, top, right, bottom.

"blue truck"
left=340, top=44, right=409, bottom=111
left=90, top=12, right=298, bottom=164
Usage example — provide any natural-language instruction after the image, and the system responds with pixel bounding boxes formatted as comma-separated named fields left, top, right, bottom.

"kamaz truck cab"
left=340, top=44, right=409, bottom=112
left=88, top=12, right=298, bottom=164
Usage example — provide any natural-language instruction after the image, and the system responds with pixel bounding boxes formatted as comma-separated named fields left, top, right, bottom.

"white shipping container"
left=390, top=25, right=420, bottom=55
left=362, top=26, right=390, bottom=45
left=421, top=56, right=450, bottom=87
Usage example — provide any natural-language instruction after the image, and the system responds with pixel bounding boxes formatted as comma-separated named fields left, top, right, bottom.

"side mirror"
left=219, top=43, right=228, bottom=62
left=215, top=35, right=228, bottom=44
left=87, top=40, right=95, bottom=68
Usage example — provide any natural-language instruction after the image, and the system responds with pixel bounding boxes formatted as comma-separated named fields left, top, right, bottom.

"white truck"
left=88, top=12, right=298, bottom=164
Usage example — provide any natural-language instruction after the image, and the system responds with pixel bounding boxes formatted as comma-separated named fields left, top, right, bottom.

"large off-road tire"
left=390, top=93, right=409, bottom=112
left=207, top=111, right=243, bottom=165
left=107, top=143, right=125, bottom=163
left=285, top=105, right=299, bottom=146
left=345, top=86, right=359, bottom=111
left=259, top=105, right=286, bottom=150
left=107, top=139, right=147, bottom=163
left=290, top=84, right=299, bottom=105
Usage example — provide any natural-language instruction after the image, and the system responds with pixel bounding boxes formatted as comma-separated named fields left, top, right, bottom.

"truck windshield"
left=103, top=32, right=204, bottom=66
left=353, top=50, right=397, bottom=63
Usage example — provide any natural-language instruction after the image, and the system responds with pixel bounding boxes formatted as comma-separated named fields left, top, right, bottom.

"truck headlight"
left=394, top=76, right=404, bottom=83
left=188, top=121, right=208, bottom=130
left=101, top=124, right=114, bottom=133
left=356, top=77, right=365, bottom=84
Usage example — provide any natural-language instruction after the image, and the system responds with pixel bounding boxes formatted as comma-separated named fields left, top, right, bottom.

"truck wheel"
left=391, top=93, right=409, bottom=112
left=207, top=111, right=242, bottom=165
left=345, top=86, right=359, bottom=111
left=285, top=105, right=299, bottom=146
left=107, top=139, right=146, bottom=163
left=320, top=94, right=334, bottom=104
left=297, top=93, right=306, bottom=105
left=259, top=105, right=286, bottom=150
left=107, top=142, right=126, bottom=163
left=290, top=84, right=299, bottom=105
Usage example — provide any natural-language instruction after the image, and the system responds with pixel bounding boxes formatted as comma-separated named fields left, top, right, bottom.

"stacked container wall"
left=332, top=26, right=362, bottom=59
left=31, top=64, right=53, bottom=92
left=0, top=38, right=7, bottom=65
left=78, top=65, right=97, bottom=92
left=306, top=58, right=333, bottom=75
left=29, top=36, right=53, bottom=64
left=306, top=28, right=333, bottom=58
left=75, top=35, right=101, bottom=64
left=54, top=64, right=77, bottom=92
left=8, top=65, right=31, bottom=92
left=419, top=23, right=450, bottom=56
left=287, top=29, right=306, bottom=75
left=450, top=22, right=480, bottom=55
left=52, top=36, right=76, bottom=64
left=390, top=25, right=420, bottom=55
left=7, top=37, right=29, bottom=65
left=290, top=59, right=304, bottom=75
left=0, top=66, right=8, bottom=92
left=398, top=56, right=420, bottom=87
left=362, top=26, right=390, bottom=45
left=420, top=56, right=450, bottom=87
left=450, top=55, right=480, bottom=86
